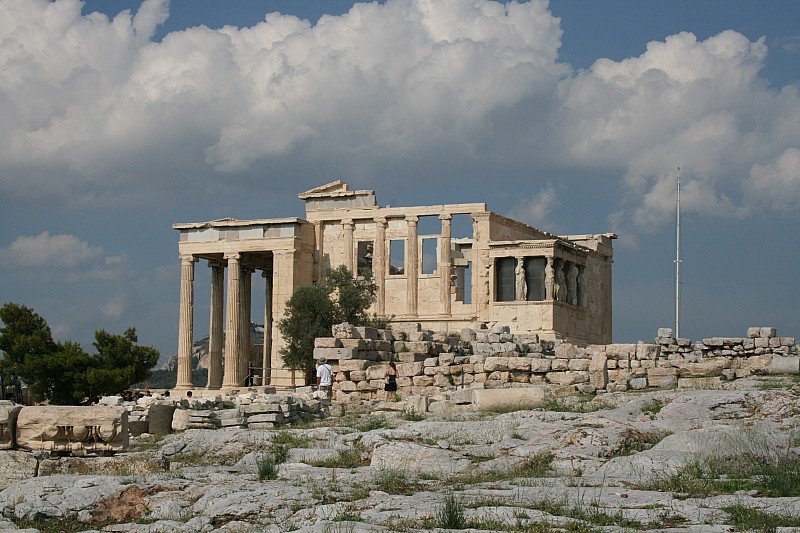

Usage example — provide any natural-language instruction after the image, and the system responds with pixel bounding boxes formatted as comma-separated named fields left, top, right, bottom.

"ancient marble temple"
left=173, top=181, right=615, bottom=389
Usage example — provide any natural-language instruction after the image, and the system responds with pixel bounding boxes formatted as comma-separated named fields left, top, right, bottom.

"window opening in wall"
left=417, top=215, right=440, bottom=235
left=389, top=239, right=405, bottom=275
left=495, top=257, right=516, bottom=302
left=455, top=261, right=473, bottom=303
left=524, top=257, right=546, bottom=301
left=451, top=213, right=473, bottom=239
left=421, top=238, right=437, bottom=275
left=357, top=241, right=373, bottom=277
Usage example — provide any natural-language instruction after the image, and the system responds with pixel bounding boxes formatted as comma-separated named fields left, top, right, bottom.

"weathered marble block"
left=0, top=403, right=22, bottom=449
left=16, top=406, right=128, bottom=453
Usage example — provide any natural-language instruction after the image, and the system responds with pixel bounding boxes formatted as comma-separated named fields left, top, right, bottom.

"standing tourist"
left=316, top=357, right=333, bottom=399
left=384, top=361, right=398, bottom=401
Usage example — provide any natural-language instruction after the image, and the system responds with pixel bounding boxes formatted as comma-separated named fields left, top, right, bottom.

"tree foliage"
left=0, top=302, right=160, bottom=404
left=277, top=266, right=380, bottom=378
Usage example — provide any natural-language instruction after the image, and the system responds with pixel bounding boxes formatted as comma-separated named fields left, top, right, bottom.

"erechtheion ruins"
left=173, top=181, right=615, bottom=388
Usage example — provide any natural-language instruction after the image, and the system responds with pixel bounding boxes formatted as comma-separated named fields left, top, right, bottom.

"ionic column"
left=313, top=221, right=324, bottom=283
left=240, top=266, right=253, bottom=383
left=262, top=270, right=273, bottom=385
left=374, top=217, right=387, bottom=316
left=206, top=261, right=224, bottom=389
left=222, top=253, right=242, bottom=388
left=176, top=255, right=197, bottom=390
left=342, top=219, right=354, bottom=273
left=439, top=214, right=452, bottom=314
left=406, top=215, right=419, bottom=316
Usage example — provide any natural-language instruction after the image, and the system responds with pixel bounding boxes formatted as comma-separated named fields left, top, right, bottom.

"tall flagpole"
left=675, top=166, right=682, bottom=339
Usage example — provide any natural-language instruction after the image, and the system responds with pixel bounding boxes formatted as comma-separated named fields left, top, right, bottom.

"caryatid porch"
left=173, top=218, right=314, bottom=390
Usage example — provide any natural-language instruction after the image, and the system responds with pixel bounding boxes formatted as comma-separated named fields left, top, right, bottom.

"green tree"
left=278, top=283, right=337, bottom=378
left=0, top=302, right=160, bottom=404
left=0, top=303, right=56, bottom=401
left=85, top=328, right=160, bottom=397
left=18, top=340, right=92, bottom=405
left=277, top=266, right=381, bottom=381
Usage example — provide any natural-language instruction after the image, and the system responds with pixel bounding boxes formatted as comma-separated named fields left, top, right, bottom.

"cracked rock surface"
left=0, top=376, right=799, bottom=532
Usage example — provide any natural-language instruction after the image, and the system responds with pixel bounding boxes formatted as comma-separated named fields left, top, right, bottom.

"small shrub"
left=309, top=441, right=368, bottom=469
left=374, top=468, right=416, bottom=495
left=723, top=504, right=800, bottom=531
left=354, top=415, right=390, bottom=432
left=332, top=503, right=362, bottom=522
left=434, top=493, right=466, bottom=529
left=541, top=393, right=603, bottom=413
left=614, top=429, right=669, bottom=457
left=257, top=453, right=278, bottom=481
left=400, top=410, right=425, bottom=421
left=641, top=398, right=666, bottom=418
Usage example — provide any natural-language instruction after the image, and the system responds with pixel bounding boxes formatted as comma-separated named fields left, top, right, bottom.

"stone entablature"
left=315, top=324, right=799, bottom=402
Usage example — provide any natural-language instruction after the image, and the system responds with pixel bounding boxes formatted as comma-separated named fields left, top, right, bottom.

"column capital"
left=406, top=215, right=419, bottom=224
left=224, top=252, right=241, bottom=261
left=438, top=213, right=452, bottom=221
left=179, top=254, right=198, bottom=263
left=374, top=216, right=387, bottom=226
left=208, top=259, right=225, bottom=269
left=261, top=269, right=273, bottom=278
left=341, top=219, right=354, bottom=228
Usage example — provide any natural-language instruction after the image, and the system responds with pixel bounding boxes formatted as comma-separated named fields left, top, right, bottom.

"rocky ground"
left=1, top=376, right=799, bottom=532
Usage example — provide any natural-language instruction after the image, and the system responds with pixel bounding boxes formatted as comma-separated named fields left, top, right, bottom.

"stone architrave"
left=0, top=403, right=22, bottom=449
left=16, top=406, right=128, bottom=453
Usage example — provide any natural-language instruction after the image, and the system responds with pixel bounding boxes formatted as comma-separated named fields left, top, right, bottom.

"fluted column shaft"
left=406, top=216, right=419, bottom=316
left=206, top=261, right=224, bottom=389
left=222, top=253, right=242, bottom=387
left=240, top=267, right=253, bottom=383
left=374, top=217, right=387, bottom=316
left=176, top=255, right=197, bottom=390
left=314, top=221, right=324, bottom=283
left=439, top=214, right=452, bottom=314
left=262, top=270, right=273, bottom=385
left=342, top=219, right=354, bottom=273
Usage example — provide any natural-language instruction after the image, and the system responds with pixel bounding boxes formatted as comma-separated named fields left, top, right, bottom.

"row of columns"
left=332, top=213, right=455, bottom=318
left=176, top=253, right=274, bottom=390
left=505, top=255, right=585, bottom=305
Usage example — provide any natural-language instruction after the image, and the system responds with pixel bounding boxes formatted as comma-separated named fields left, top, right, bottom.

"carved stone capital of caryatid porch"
left=16, top=406, right=128, bottom=454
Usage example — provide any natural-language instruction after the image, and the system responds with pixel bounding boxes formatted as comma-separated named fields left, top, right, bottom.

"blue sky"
left=1, top=0, right=798, bottom=357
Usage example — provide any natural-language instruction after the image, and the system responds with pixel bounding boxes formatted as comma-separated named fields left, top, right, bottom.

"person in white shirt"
left=316, top=357, right=333, bottom=398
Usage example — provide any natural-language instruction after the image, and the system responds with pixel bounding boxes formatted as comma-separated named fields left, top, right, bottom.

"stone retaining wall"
left=314, top=323, right=798, bottom=402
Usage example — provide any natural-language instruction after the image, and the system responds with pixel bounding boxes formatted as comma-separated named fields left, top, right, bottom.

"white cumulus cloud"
left=507, top=184, right=559, bottom=228
left=1, top=231, right=104, bottom=268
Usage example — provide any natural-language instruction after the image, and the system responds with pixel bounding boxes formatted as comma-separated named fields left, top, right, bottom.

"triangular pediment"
left=298, top=180, right=349, bottom=198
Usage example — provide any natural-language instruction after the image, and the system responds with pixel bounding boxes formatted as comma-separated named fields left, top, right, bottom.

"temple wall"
left=313, top=324, right=799, bottom=402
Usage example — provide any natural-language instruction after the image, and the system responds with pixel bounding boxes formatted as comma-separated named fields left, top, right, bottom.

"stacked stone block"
left=321, top=324, right=798, bottom=400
